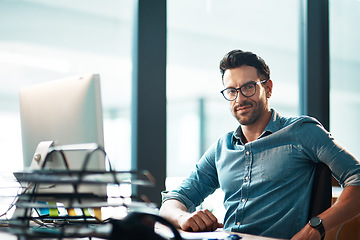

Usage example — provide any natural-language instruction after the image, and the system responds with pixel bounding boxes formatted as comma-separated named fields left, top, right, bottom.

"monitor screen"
left=18, top=73, right=106, bottom=200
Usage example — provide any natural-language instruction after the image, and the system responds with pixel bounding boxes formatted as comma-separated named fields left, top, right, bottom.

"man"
left=159, top=49, right=360, bottom=240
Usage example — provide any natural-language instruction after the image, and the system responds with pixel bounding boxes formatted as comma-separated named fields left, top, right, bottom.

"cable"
left=0, top=199, right=17, bottom=219
left=336, top=223, right=345, bottom=240
left=0, top=185, right=24, bottom=219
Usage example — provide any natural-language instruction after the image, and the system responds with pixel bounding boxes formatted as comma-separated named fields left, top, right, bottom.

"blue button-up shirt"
left=162, top=109, right=360, bottom=239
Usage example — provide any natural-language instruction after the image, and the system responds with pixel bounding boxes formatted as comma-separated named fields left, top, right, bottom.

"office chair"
left=308, top=162, right=332, bottom=220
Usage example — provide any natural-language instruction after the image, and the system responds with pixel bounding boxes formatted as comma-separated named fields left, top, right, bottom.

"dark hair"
left=219, top=49, right=270, bottom=83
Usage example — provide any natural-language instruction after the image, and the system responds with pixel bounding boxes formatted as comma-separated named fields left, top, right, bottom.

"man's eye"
left=242, top=84, right=254, bottom=90
left=227, top=89, right=237, bottom=94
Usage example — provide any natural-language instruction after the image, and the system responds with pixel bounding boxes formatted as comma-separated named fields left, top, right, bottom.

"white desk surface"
left=179, top=230, right=285, bottom=240
left=157, top=226, right=285, bottom=240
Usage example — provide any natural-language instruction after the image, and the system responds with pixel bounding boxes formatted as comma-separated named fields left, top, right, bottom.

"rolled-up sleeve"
left=161, top=191, right=198, bottom=212
left=298, top=117, right=360, bottom=188
left=161, top=144, right=220, bottom=212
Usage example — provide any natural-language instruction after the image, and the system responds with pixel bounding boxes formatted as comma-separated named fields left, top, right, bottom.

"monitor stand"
left=11, top=141, right=102, bottom=225
left=11, top=141, right=55, bottom=225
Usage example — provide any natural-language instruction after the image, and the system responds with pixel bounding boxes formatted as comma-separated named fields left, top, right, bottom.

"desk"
left=0, top=222, right=112, bottom=240
left=228, top=232, right=285, bottom=240
left=0, top=231, right=283, bottom=240
left=0, top=231, right=16, bottom=240
left=0, top=224, right=285, bottom=240
left=0, top=231, right=104, bottom=240
left=179, top=230, right=285, bottom=240
left=157, top=226, right=286, bottom=240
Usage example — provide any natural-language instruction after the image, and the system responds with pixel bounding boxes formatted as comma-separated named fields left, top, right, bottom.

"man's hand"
left=178, top=209, right=224, bottom=232
left=159, top=199, right=223, bottom=232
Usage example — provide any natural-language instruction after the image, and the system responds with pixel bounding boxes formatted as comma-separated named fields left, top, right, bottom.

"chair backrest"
left=308, top=162, right=332, bottom=220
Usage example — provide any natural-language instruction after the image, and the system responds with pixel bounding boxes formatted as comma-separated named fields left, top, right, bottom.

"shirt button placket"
left=244, top=148, right=251, bottom=185
left=236, top=146, right=251, bottom=228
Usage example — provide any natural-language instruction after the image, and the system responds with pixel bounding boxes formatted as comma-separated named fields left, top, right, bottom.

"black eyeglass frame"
left=220, top=79, right=268, bottom=101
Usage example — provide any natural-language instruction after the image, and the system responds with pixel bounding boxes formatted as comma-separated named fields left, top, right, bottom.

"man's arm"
left=292, top=185, right=360, bottom=240
left=159, top=199, right=223, bottom=232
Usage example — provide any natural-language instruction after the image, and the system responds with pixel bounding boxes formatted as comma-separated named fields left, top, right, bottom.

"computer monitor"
left=18, top=73, right=106, bottom=201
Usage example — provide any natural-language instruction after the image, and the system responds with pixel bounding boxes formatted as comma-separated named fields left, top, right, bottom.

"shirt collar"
left=232, top=109, right=281, bottom=145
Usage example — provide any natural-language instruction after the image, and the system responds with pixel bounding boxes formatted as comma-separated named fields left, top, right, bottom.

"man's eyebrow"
left=224, top=80, right=257, bottom=88
left=239, top=80, right=257, bottom=87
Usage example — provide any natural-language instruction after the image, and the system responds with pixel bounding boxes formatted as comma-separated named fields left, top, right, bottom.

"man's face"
left=222, top=65, right=271, bottom=125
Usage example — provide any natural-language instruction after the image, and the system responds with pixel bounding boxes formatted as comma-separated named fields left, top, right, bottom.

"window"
left=0, top=0, right=135, bottom=172
left=167, top=0, right=300, bottom=177
left=329, top=0, right=360, bottom=159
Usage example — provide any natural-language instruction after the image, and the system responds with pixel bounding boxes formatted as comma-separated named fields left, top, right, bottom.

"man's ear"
left=266, top=79, right=273, bottom=98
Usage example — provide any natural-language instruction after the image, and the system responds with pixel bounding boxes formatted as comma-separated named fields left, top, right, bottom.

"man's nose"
left=235, top=90, right=246, bottom=103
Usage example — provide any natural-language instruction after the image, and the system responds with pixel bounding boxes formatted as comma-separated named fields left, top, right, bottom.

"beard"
left=231, top=99, right=267, bottom=125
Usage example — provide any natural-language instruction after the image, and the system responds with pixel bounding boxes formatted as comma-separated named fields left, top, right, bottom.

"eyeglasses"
left=220, top=80, right=267, bottom=101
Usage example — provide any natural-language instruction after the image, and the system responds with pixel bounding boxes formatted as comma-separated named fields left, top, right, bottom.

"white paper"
left=179, top=229, right=230, bottom=239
